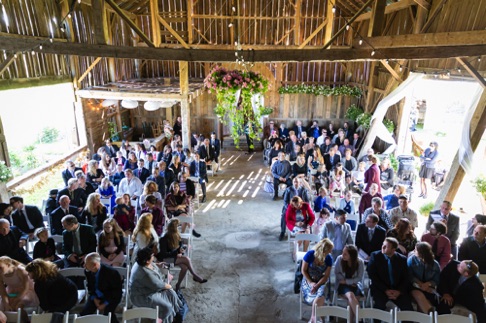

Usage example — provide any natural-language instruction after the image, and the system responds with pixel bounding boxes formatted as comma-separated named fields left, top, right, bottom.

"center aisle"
left=183, top=149, right=301, bottom=322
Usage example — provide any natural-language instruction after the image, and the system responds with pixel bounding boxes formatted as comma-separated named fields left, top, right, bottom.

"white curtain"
left=458, top=87, right=483, bottom=174
left=359, top=73, right=424, bottom=158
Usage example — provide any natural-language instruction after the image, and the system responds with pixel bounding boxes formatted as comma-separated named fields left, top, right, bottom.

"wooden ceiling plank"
left=157, top=15, right=190, bottom=49
left=298, top=18, right=328, bottom=49
left=322, top=0, right=375, bottom=49
left=355, top=0, right=416, bottom=22
left=420, top=0, right=448, bottom=33
left=414, top=0, right=431, bottom=10
left=104, top=0, right=155, bottom=48
left=456, top=57, right=486, bottom=88
left=368, top=0, right=387, bottom=37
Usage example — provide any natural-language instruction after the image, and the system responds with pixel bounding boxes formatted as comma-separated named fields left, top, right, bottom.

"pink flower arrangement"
left=204, top=65, right=268, bottom=94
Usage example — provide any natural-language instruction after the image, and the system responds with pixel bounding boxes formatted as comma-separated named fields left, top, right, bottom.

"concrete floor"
left=181, top=148, right=483, bottom=323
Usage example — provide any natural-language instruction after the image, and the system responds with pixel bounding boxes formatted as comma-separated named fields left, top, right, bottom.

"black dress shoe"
left=279, top=233, right=285, bottom=241
left=272, top=196, right=278, bottom=201
left=201, top=196, right=206, bottom=203
left=192, top=230, right=201, bottom=238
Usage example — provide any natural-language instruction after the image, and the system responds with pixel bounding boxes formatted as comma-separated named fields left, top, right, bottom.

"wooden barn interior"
left=0, top=0, right=485, bottom=320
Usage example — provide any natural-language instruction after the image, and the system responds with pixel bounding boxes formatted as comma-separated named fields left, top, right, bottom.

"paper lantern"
left=144, top=101, right=161, bottom=111
left=121, top=99, right=138, bottom=109
left=101, top=99, right=117, bottom=107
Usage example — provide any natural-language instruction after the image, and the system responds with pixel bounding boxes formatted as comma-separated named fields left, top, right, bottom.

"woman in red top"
left=285, top=196, right=315, bottom=252
left=364, top=155, right=381, bottom=194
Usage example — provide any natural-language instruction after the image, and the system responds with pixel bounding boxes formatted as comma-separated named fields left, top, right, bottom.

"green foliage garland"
left=278, top=84, right=362, bottom=97
left=356, top=112, right=372, bottom=130
left=383, top=119, right=395, bottom=134
left=473, top=175, right=486, bottom=199
left=345, top=104, right=364, bottom=121
left=204, top=65, right=269, bottom=148
left=0, top=161, right=12, bottom=183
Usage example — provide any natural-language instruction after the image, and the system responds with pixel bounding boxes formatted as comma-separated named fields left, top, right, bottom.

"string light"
left=399, top=66, right=403, bottom=72
left=371, top=50, right=375, bottom=56
left=14, top=53, right=17, bottom=58
left=67, top=13, right=71, bottom=19
left=346, top=25, right=350, bottom=31
left=331, top=6, right=336, bottom=13
left=479, top=57, right=482, bottom=62
left=31, top=50, right=35, bottom=55
left=39, top=45, right=42, bottom=50
left=232, top=6, right=236, bottom=12
left=358, top=39, right=363, bottom=45
left=228, top=23, right=233, bottom=27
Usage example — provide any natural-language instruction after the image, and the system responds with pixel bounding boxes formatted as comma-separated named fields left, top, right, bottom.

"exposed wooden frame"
left=380, top=60, right=403, bottom=82
left=150, top=0, right=161, bottom=47
left=104, top=0, right=155, bottom=48
left=76, top=90, right=183, bottom=101
left=355, top=0, right=416, bottom=22
left=368, top=0, right=387, bottom=37
left=77, top=57, right=103, bottom=83
left=157, top=15, right=190, bottom=49
left=0, top=52, right=20, bottom=76
left=414, top=0, right=431, bottom=10
left=420, top=0, right=448, bottom=33
left=298, top=18, right=328, bottom=49
left=456, top=57, right=486, bottom=89
left=179, top=61, right=190, bottom=148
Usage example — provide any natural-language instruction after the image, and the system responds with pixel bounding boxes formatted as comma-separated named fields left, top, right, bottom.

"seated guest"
left=130, top=247, right=182, bottom=322
left=141, top=195, right=165, bottom=236
left=98, top=219, right=125, bottom=267
left=81, top=253, right=122, bottom=323
left=292, top=154, right=308, bottom=179
left=33, top=227, right=62, bottom=266
left=61, top=215, right=97, bottom=267
left=0, top=219, right=32, bottom=264
left=131, top=213, right=159, bottom=261
left=62, top=160, right=82, bottom=186
left=324, top=146, right=341, bottom=171
left=355, top=214, right=386, bottom=262
left=81, top=193, right=108, bottom=233
left=407, top=242, right=440, bottom=313
left=284, top=135, right=301, bottom=160
left=115, top=151, right=126, bottom=167
left=421, top=221, right=451, bottom=270
left=0, top=256, right=39, bottom=311
left=168, top=154, right=183, bottom=182
left=117, top=169, right=144, bottom=202
left=341, top=148, right=357, bottom=177
left=426, top=200, right=460, bottom=259
left=329, top=165, right=346, bottom=198
left=25, top=259, right=78, bottom=313
left=313, top=208, right=331, bottom=236
left=389, top=194, right=418, bottom=229
left=147, top=167, right=166, bottom=198
left=338, top=190, right=355, bottom=217
left=334, top=245, right=364, bottom=322
left=383, top=184, right=405, bottom=211
left=362, top=197, right=393, bottom=231
left=45, top=189, right=59, bottom=218
left=50, top=195, right=79, bottom=235
left=103, top=139, right=119, bottom=158
left=280, top=178, right=310, bottom=241
left=139, top=180, right=163, bottom=209
left=10, top=196, right=44, bottom=238
left=364, top=155, right=381, bottom=194
left=319, top=136, right=332, bottom=155
left=268, top=140, right=284, bottom=166
left=97, top=178, right=116, bottom=213
left=86, top=160, right=104, bottom=190
left=313, top=187, right=334, bottom=214
left=338, top=138, right=354, bottom=157
left=437, top=260, right=486, bottom=321
left=123, top=152, right=138, bottom=171
left=285, top=195, right=315, bottom=241
left=458, top=224, right=486, bottom=274
left=57, top=178, right=87, bottom=212
left=301, top=238, right=334, bottom=323
left=367, top=237, right=413, bottom=312
left=157, top=218, right=207, bottom=291
left=320, top=209, right=353, bottom=261
left=379, top=157, right=394, bottom=192
left=109, top=163, right=125, bottom=187
left=0, top=203, right=13, bottom=224
left=350, top=161, right=366, bottom=193
left=358, top=183, right=382, bottom=217
left=134, top=159, right=151, bottom=184
left=387, top=218, right=417, bottom=256
left=77, top=171, right=96, bottom=199
left=113, top=197, right=135, bottom=234
left=307, top=149, right=324, bottom=185
left=467, top=214, right=486, bottom=237
left=316, top=129, right=328, bottom=147
left=271, top=152, right=293, bottom=201
left=178, top=172, right=195, bottom=200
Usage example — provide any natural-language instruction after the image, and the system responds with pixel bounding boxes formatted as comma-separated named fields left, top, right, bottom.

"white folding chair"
left=479, top=274, right=486, bottom=300
left=293, top=233, right=320, bottom=262
left=59, top=268, right=88, bottom=304
left=112, top=265, right=130, bottom=309
left=73, top=313, right=111, bottom=323
left=122, top=306, right=159, bottom=323
left=4, top=309, right=21, bottom=323
left=314, top=305, right=351, bottom=323
left=356, top=306, right=394, bottom=323
left=396, top=310, right=434, bottom=323
left=177, top=215, right=194, bottom=258
left=434, top=313, right=474, bottom=323
left=100, top=198, right=112, bottom=216
left=32, top=312, right=69, bottom=323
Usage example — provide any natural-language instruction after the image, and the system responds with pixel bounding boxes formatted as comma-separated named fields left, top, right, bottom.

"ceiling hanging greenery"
left=204, top=65, right=269, bottom=148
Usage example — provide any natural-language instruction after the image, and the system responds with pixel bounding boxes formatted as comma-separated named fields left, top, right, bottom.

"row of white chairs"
left=3, top=306, right=160, bottom=323
left=311, top=305, right=474, bottom=323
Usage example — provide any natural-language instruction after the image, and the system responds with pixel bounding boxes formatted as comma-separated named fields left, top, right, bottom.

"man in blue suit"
left=355, top=213, right=386, bottom=262
left=190, top=152, right=208, bottom=203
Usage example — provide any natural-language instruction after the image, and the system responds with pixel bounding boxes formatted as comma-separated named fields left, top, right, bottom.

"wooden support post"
left=150, top=0, right=161, bottom=47
left=77, top=57, right=103, bottom=83
left=105, top=0, right=155, bottom=48
left=434, top=89, right=486, bottom=208
left=368, top=0, right=387, bottom=37
left=187, top=0, right=194, bottom=44
left=456, top=58, right=486, bottom=88
left=294, top=0, right=302, bottom=46
left=179, top=61, right=190, bottom=148
left=298, top=19, right=328, bottom=49
left=92, top=0, right=108, bottom=45
left=323, top=0, right=334, bottom=45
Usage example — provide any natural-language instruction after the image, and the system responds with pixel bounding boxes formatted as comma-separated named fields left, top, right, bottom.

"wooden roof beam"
left=368, top=0, right=387, bottom=37
left=104, top=0, right=155, bottom=48
left=380, top=60, right=403, bottom=82
left=3, top=33, right=486, bottom=62
left=78, top=0, right=136, bottom=19
left=355, top=0, right=416, bottom=22
left=0, top=52, right=20, bottom=76
left=456, top=57, right=486, bottom=89
left=298, top=18, right=328, bottom=49
left=76, top=90, right=183, bottom=101
left=157, top=15, right=190, bottom=49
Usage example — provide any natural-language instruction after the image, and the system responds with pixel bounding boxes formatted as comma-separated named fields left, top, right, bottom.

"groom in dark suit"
left=367, top=237, right=413, bottom=312
left=355, top=213, right=386, bottom=262
left=61, top=215, right=97, bottom=267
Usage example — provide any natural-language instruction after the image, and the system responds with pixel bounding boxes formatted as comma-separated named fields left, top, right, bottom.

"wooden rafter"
left=380, top=60, right=403, bottom=82
left=150, top=0, right=161, bottom=47
left=456, top=57, right=486, bottom=89
left=420, top=0, right=448, bottom=33
left=105, top=0, right=155, bottom=48
left=298, top=18, right=328, bottom=49
left=157, top=15, right=190, bottom=49
left=77, top=57, right=103, bottom=83
left=0, top=52, right=20, bottom=76
left=414, top=0, right=431, bottom=10
left=355, top=0, right=416, bottom=22
left=368, top=0, right=386, bottom=37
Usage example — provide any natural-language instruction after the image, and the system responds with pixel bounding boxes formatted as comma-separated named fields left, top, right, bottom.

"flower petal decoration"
left=121, top=99, right=138, bottom=109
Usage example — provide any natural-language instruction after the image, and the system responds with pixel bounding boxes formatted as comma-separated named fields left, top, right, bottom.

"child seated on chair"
left=329, top=167, right=346, bottom=198
left=113, top=196, right=135, bottom=234
left=313, top=187, right=335, bottom=214
left=33, top=227, right=64, bottom=268
left=313, top=208, right=331, bottom=236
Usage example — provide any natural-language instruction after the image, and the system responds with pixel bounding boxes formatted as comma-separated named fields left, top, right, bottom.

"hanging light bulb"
left=331, top=6, right=336, bottom=13
left=457, top=67, right=461, bottom=73
left=49, top=38, right=53, bottom=43
left=399, top=66, right=403, bottom=72
left=358, top=39, right=363, bottom=45
left=14, top=53, right=17, bottom=58
left=385, top=59, right=389, bottom=64
left=39, top=45, right=42, bottom=50
left=371, top=50, right=375, bottom=56
left=78, top=0, right=81, bottom=3
left=447, top=71, right=451, bottom=76
left=478, top=57, right=482, bottom=62
left=228, top=23, right=233, bottom=27
left=235, top=52, right=238, bottom=57
left=31, top=50, right=35, bottom=55
left=67, top=13, right=72, bottom=19
left=346, top=25, right=350, bottom=31
left=232, top=6, right=236, bottom=12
